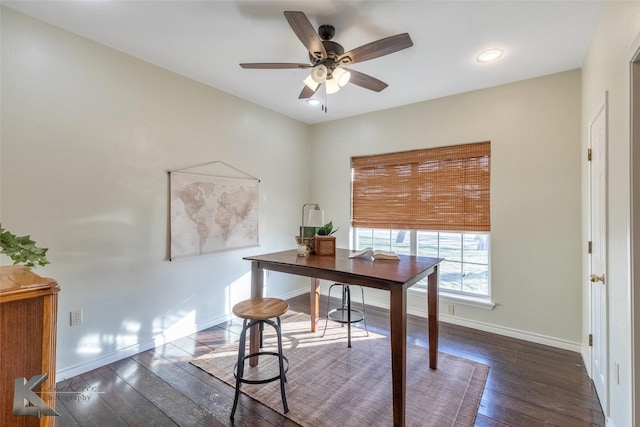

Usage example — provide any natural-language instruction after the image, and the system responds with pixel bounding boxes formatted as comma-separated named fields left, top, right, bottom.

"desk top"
left=244, top=248, right=442, bottom=290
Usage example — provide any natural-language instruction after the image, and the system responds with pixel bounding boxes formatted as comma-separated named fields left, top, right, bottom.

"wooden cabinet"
left=1, top=266, right=60, bottom=427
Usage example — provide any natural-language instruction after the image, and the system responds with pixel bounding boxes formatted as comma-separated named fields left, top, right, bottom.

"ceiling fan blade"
left=240, top=63, right=311, bottom=69
left=343, top=68, right=388, bottom=92
left=299, top=84, right=318, bottom=99
left=284, top=11, right=327, bottom=60
left=338, top=33, right=413, bottom=65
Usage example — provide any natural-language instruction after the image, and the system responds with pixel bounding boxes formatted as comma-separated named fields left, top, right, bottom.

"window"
left=353, top=229, right=490, bottom=297
left=351, top=142, right=491, bottom=298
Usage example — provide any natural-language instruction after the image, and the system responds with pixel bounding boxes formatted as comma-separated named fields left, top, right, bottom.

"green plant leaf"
left=0, top=224, right=50, bottom=267
left=317, top=221, right=338, bottom=236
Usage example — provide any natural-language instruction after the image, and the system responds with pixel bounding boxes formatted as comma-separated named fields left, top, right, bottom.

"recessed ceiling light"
left=476, top=49, right=504, bottom=63
left=306, top=99, right=320, bottom=106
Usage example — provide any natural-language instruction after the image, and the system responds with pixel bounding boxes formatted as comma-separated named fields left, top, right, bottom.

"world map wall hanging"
left=169, top=163, right=259, bottom=260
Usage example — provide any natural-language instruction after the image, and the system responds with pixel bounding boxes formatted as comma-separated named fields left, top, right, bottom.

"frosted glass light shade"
left=333, top=67, right=351, bottom=87
left=325, top=78, right=340, bottom=94
left=307, top=209, right=325, bottom=227
left=311, top=64, right=328, bottom=83
left=303, top=75, right=320, bottom=91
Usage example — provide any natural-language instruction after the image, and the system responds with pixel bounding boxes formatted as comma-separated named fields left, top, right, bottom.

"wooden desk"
left=243, top=248, right=442, bottom=427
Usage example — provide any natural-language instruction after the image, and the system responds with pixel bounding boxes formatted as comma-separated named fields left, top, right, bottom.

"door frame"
left=588, top=93, right=609, bottom=415
left=630, top=37, right=640, bottom=427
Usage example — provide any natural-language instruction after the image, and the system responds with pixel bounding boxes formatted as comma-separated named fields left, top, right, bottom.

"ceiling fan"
left=240, top=11, right=413, bottom=101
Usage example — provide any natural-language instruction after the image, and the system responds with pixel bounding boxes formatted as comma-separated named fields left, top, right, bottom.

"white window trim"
left=408, top=286, right=496, bottom=310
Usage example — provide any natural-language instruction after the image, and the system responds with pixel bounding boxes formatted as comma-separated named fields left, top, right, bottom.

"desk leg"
left=310, top=278, right=320, bottom=332
left=428, top=265, right=439, bottom=369
left=249, top=261, right=264, bottom=367
left=390, top=286, right=407, bottom=427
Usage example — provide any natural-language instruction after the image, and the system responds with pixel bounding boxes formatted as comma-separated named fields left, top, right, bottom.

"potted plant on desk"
left=314, top=221, right=338, bottom=256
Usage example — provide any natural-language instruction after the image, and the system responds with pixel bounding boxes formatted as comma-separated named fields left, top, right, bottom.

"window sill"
left=408, top=287, right=495, bottom=310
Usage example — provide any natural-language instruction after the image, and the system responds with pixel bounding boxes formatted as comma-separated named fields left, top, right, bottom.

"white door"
left=589, top=97, right=608, bottom=414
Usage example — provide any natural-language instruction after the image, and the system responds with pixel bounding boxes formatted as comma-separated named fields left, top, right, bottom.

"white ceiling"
left=2, top=0, right=602, bottom=125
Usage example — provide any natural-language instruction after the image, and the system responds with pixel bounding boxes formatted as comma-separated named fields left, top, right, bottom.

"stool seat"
left=233, top=297, right=288, bottom=320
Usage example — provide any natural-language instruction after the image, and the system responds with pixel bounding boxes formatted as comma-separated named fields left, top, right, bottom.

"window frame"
left=351, top=227, right=493, bottom=306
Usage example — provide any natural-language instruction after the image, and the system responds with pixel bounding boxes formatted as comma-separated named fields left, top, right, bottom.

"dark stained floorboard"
left=55, top=293, right=605, bottom=426
left=55, top=375, right=130, bottom=426
left=80, top=365, right=179, bottom=427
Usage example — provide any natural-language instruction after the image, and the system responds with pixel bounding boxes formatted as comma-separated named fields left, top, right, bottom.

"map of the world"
left=170, top=172, right=259, bottom=259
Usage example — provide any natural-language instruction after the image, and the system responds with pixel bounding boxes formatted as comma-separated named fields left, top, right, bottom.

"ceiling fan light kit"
left=332, top=68, right=351, bottom=87
left=303, top=74, right=320, bottom=91
left=311, top=64, right=328, bottom=83
left=325, top=78, right=340, bottom=94
left=240, top=10, right=413, bottom=111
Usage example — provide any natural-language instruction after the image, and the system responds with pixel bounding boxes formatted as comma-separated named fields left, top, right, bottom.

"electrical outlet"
left=70, top=309, right=83, bottom=326
left=447, top=304, right=455, bottom=315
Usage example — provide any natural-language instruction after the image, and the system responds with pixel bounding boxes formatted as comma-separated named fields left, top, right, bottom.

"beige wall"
left=310, top=69, right=583, bottom=348
left=581, top=1, right=640, bottom=426
left=4, top=6, right=638, bottom=424
left=1, top=7, right=311, bottom=377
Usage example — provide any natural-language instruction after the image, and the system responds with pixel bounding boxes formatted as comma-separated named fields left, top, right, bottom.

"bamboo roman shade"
left=351, top=141, right=491, bottom=232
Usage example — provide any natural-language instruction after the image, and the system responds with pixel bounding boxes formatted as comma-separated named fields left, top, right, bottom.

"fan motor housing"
left=309, top=40, right=344, bottom=64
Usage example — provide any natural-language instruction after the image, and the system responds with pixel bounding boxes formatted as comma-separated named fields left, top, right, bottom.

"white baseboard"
left=437, top=314, right=581, bottom=353
left=56, top=313, right=231, bottom=380
left=334, top=288, right=582, bottom=353
left=56, top=287, right=310, bottom=380
left=57, top=286, right=581, bottom=379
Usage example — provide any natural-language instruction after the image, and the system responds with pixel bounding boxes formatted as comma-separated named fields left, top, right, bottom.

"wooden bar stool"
left=230, top=297, right=289, bottom=419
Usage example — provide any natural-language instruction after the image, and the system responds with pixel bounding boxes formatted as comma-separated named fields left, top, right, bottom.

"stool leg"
left=346, top=285, right=352, bottom=348
left=259, top=321, right=264, bottom=348
left=275, top=316, right=289, bottom=414
left=230, top=318, right=248, bottom=419
left=341, top=285, right=347, bottom=324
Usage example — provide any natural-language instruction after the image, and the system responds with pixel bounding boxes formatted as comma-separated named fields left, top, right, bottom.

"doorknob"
left=589, top=274, right=605, bottom=284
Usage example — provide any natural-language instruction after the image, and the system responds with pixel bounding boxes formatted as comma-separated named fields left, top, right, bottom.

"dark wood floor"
left=54, top=293, right=605, bottom=426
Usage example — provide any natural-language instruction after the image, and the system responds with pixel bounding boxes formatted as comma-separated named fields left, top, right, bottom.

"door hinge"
left=589, top=334, right=593, bottom=347
left=588, top=148, right=592, bottom=161
left=588, top=241, right=592, bottom=254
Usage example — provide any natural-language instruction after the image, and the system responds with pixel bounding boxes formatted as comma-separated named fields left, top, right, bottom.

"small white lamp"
left=298, top=203, right=324, bottom=256
left=307, top=206, right=325, bottom=227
